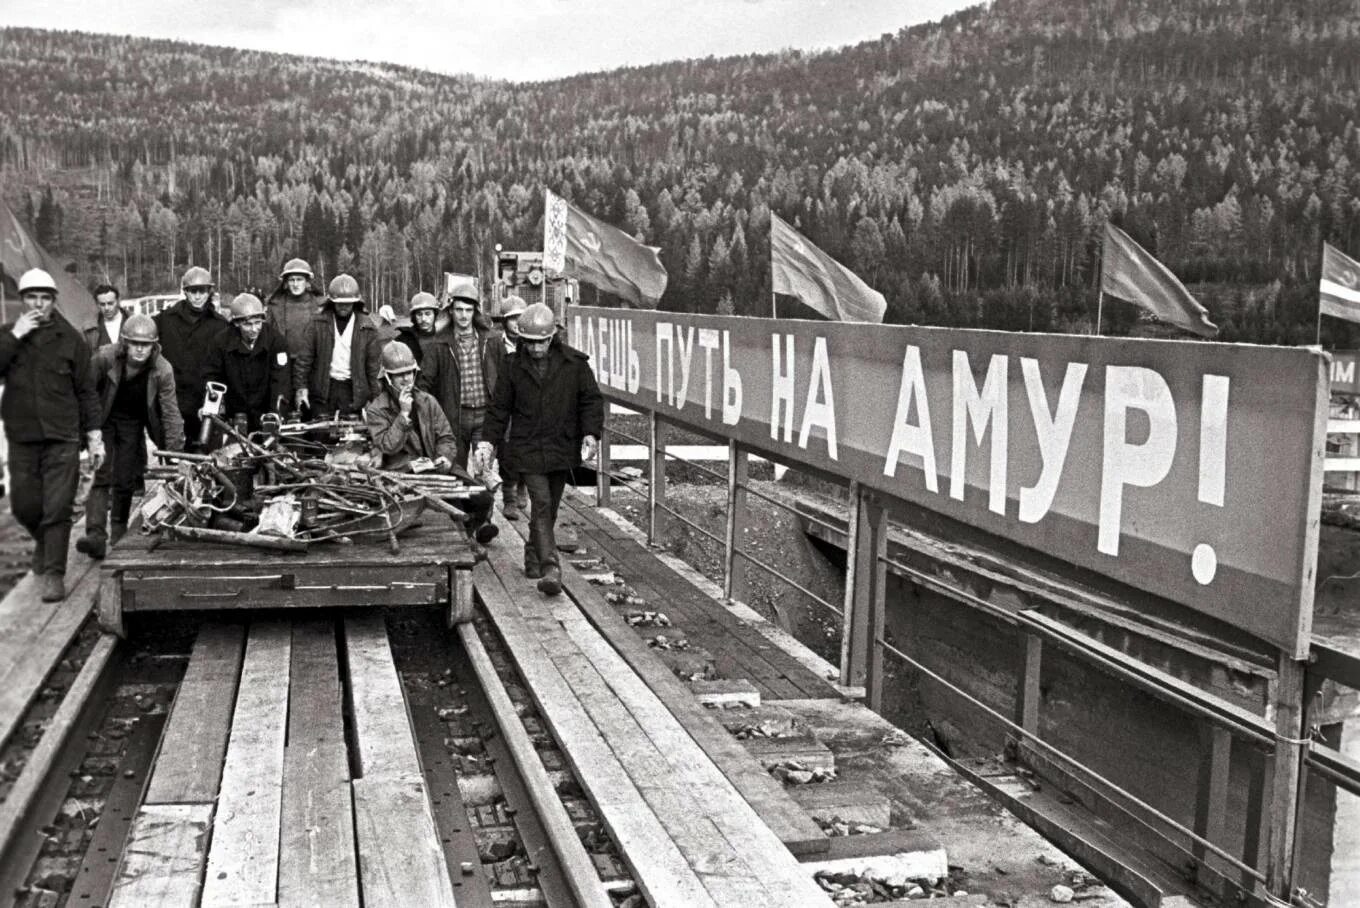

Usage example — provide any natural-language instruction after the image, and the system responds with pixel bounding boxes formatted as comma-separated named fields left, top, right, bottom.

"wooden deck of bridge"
left=476, top=508, right=834, bottom=906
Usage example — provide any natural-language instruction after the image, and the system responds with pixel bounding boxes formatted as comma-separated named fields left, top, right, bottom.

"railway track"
left=0, top=605, right=640, bottom=908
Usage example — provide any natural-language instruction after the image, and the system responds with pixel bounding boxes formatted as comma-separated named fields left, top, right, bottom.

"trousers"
left=523, top=470, right=569, bottom=571
left=85, top=416, right=147, bottom=537
left=8, top=440, right=81, bottom=576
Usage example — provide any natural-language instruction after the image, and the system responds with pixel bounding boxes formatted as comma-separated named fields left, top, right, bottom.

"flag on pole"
left=0, top=197, right=97, bottom=333
left=1320, top=242, right=1360, bottom=324
left=770, top=213, right=886, bottom=323
left=1100, top=221, right=1217, bottom=338
left=543, top=189, right=667, bottom=308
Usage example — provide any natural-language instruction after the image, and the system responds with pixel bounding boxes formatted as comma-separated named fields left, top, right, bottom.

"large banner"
left=570, top=307, right=1329, bottom=657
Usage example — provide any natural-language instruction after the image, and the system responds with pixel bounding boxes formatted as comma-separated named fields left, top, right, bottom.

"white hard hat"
left=17, top=269, right=57, bottom=294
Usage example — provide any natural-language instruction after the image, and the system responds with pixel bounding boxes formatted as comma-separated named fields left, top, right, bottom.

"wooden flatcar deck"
left=109, top=617, right=456, bottom=908
left=97, top=522, right=477, bottom=636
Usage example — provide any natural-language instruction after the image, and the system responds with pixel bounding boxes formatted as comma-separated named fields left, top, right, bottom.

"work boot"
left=557, top=525, right=580, bottom=554
left=537, top=564, right=562, bottom=596
left=524, top=549, right=542, bottom=580
left=40, top=573, right=65, bottom=602
left=474, top=522, right=499, bottom=545
left=75, top=532, right=107, bottom=559
left=502, top=494, right=521, bottom=521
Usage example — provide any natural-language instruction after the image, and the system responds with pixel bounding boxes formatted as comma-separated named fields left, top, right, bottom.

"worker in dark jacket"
left=294, top=273, right=381, bottom=417
left=436, top=277, right=501, bottom=467
left=365, top=341, right=497, bottom=544
left=206, top=293, right=292, bottom=432
left=154, top=266, right=231, bottom=449
left=87, top=283, right=131, bottom=349
left=489, top=294, right=528, bottom=519
left=0, top=269, right=104, bottom=602
left=76, top=314, right=184, bottom=559
left=265, top=258, right=324, bottom=364
left=396, top=291, right=467, bottom=449
left=478, top=303, right=602, bottom=595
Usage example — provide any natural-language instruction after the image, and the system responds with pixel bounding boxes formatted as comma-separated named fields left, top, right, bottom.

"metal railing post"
left=647, top=410, right=666, bottom=544
left=723, top=440, right=749, bottom=601
left=864, top=494, right=888, bottom=712
left=1014, top=633, right=1043, bottom=736
left=841, top=482, right=866, bottom=686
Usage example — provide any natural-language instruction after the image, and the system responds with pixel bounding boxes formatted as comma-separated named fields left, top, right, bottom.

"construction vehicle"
left=492, top=246, right=578, bottom=326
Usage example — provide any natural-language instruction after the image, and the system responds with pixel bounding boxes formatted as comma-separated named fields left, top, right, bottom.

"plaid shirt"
left=453, top=330, right=488, bottom=408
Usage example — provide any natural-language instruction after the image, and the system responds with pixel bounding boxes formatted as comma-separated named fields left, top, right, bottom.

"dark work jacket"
left=0, top=313, right=100, bottom=443
left=205, top=323, right=293, bottom=429
left=91, top=344, right=185, bottom=451
left=430, top=325, right=501, bottom=410
left=265, top=284, right=324, bottom=363
left=85, top=306, right=133, bottom=349
left=482, top=339, right=603, bottom=475
left=154, top=298, right=232, bottom=417
left=294, top=303, right=382, bottom=408
left=398, top=326, right=461, bottom=428
left=364, top=386, right=459, bottom=472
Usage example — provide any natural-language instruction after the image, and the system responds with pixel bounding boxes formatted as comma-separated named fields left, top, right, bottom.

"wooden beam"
left=597, top=424, right=612, bottom=507
left=1014, top=633, right=1043, bottom=735
left=145, top=623, right=246, bottom=805
left=343, top=615, right=423, bottom=779
left=1265, top=655, right=1307, bottom=898
left=840, top=481, right=866, bottom=687
left=457, top=620, right=613, bottom=908
left=724, top=440, right=750, bottom=602
left=202, top=622, right=291, bottom=908
left=863, top=494, right=888, bottom=713
left=648, top=409, right=666, bottom=543
left=0, top=634, right=117, bottom=862
left=108, top=803, right=213, bottom=908
left=473, top=558, right=719, bottom=907
left=278, top=621, right=358, bottom=908
left=1191, top=723, right=1232, bottom=887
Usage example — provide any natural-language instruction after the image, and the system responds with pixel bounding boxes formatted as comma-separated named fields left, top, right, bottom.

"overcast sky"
left=4, top=0, right=976, bottom=82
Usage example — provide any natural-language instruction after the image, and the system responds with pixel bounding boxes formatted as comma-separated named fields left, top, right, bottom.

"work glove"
left=474, top=441, right=495, bottom=473
left=86, top=430, right=106, bottom=472
left=580, top=434, right=598, bottom=464
left=295, top=388, right=310, bottom=410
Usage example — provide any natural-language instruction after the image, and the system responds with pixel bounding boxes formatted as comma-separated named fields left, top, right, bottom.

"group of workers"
left=1, top=258, right=602, bottom=603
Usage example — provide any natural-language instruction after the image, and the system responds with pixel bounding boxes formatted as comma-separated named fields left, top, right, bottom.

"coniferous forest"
left=3, top=0, right=1360, bottom=344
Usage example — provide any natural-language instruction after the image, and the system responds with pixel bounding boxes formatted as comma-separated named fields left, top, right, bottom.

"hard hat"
left=409, top=291, right=441, bottom=314
left=17, top=268, right=57, bottom=294
left=280, top=258, right=314, bottom=280
left=181, top=266, right=213, bottom=289
left=518, top=303, right=556, bottom=341
left=380, top=340, right=419, bottom=377
left=500, top=295, right=528, bottom=320
left=229, top=293, right=266, bottom=322
left=446, top=274, right=480, bottom=305
left=121, top=313, right=158, bottom=343
left=327, top=273, right=362, bottom=303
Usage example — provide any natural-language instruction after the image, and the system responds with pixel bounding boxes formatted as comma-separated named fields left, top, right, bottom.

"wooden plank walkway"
left=0, top=534, right=103, bottom=753
left=479, top=513, right=832, bottom=907
left=110, top=616, right=454, bottom=908
left=559, top=500, right=843, bottom=701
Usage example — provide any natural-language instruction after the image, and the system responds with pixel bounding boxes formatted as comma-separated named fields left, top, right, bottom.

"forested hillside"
left=3, top=0, right=1360, bottom=343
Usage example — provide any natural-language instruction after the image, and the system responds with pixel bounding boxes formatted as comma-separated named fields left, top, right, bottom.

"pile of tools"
left=141, top=414, right=482, bottom=554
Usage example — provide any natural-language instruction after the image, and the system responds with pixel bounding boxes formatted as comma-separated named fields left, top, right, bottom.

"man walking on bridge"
left=477, top=303, right=602, bottom=596
left=0, top=269, right=104, bottom=601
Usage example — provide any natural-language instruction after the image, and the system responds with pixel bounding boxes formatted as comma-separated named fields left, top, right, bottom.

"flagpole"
left=1095, top=290, right=1103, bottom=336
left=772, top=289, right=777, bottom=320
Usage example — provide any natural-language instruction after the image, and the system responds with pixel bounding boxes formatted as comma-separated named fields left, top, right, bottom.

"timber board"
left=108, top=803, right=213, bottom=908
left=144, top=623, right=246, bottom=805
left=473, top=559, right=720, bottom=908
left=496, top=511, right=829, bottom=856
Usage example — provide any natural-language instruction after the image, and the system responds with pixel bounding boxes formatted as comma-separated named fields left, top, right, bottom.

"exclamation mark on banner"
left=1192, top=375, right=1230, bottom=585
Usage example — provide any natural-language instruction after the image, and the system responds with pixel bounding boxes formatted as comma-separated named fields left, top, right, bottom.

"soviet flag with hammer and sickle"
left=1321, top=242, right=1360, bottom=324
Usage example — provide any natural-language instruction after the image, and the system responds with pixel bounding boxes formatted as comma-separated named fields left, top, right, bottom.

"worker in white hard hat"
left=365, top=340, right=498, bottom=545
left=76, top=314, right=184, bottom=559
left=205, top=293, right=292, bottom=432
left=477, top=303, right=602, bottom=595
left=154, top=266, right=231, bottom=449
left=0, top=269, right=104, bottom=601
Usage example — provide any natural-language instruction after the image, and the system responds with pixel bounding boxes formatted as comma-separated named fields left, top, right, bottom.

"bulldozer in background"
left=491, top=246, right=578, bottom=326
